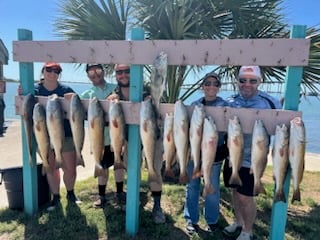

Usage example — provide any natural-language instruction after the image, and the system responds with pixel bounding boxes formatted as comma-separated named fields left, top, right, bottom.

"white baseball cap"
left=238, top=66, right=261, bottom=79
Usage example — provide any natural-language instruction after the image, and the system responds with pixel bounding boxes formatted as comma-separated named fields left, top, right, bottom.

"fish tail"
left=114, top=157, right=126, bottom=170
left=274, top=189, right=286, bottom=203
left=202, top=184, right=215, bottom=197
left=148, top=170, right=160, bottom=184
left=164, top=169, right=175, bottom=178
left=42, top=164, right=51, bottom=175
left=253, top=181, right=266, bottom=196
left=291, top=189, right=301, bottom=203
left=76, top=154, right=85, bottom=167
left=229, top=172, right=242, bottom=186
left=94, top=163, right=104, bottom=177
left=179, top=172, right=189, bottom=184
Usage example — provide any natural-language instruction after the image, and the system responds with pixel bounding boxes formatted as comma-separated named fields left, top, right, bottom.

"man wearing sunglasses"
left=80, top=64, right=126, bottom=208
left=223, top=66, right=282, bottom=240
left=108, top=64, right=166, bottom=224
left=184, top=71, right=229, bottom=235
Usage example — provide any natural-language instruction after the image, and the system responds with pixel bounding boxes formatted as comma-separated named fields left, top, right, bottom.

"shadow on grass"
left=0, top=202, right=99, bottom=240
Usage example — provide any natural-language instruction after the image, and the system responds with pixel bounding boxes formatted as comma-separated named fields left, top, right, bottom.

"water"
left=3, top=81, right=319, bottom=154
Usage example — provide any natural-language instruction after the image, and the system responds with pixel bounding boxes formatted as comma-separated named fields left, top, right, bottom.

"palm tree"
left=53, top=0, right=320, bottom=101
left=54, top=0, right=130, bottom=74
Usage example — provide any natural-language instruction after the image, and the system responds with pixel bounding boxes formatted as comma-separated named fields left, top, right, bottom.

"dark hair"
left=86, top=64, right=103, bottom=72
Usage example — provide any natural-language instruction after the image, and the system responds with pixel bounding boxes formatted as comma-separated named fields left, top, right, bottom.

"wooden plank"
left=12, top=38, right=310, bottom=66
left=15, top=95, right=301, bottom=135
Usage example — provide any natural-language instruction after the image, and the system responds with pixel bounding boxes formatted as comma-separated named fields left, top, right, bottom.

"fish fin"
left=143, top=120, right=148, bottom=132
left=90, top=119, right=95, bottom=129
left=291, top=189, right=301, bottom=203
left=229, top=172, right=242, bottom=186
left=233, top=136, right=240, bottom=147
left=35, top=122, right=41, bottom=132
left=166, top=133, right=171, bottom=142
left=112, top=119, right=119, bottom=128
left=279, top=147, right=284, bottom=157
left=196, top=127, right=202, bottom=137
left=249, top=168, right=253, bottom=175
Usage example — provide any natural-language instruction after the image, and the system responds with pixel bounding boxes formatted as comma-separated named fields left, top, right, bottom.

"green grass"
left=0, top=167, right=320, bottom=239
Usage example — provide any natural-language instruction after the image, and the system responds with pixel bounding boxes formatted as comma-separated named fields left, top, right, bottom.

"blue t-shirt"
left=227, top=90, right=282, bottom=168
left=80, top=81, right=117, bottom=145
left=35, top=82, right=75, bottom=137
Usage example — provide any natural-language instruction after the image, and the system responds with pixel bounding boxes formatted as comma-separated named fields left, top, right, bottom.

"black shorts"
left=101, top=145, right=115, bottom=169
left=223, top=159, right=254, bottom=197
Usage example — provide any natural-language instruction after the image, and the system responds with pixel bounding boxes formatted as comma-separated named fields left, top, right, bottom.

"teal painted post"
left=18, top=29, right=38, bottom=215
left=125, top=27, right=144, bottom=236
left=269, top=25, right=306, bottom=239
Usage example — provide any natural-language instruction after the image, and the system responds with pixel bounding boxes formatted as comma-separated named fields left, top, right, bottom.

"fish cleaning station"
left=13, top=25, right=308, bottom=239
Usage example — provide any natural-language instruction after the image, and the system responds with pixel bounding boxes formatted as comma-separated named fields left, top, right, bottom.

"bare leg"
left=98, top=169, right=108, bottom=185
left=114, top=168, right=125, bottom=183
left=46, top=150, right=61, bottom=194
left=233, top=190, right=256, bottom=233
left=61, top=150, right=77, bottom=191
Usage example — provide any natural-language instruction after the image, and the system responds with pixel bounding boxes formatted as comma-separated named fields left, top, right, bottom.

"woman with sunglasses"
left=33, top=62, right=82, bottom=211
left=223, top=66, right=282, bottom=240
left=184, top=71, right=229, bottom=235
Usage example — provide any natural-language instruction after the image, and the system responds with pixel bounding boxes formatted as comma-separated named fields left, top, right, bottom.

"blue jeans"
left=184, top=160, right=222, bottom=225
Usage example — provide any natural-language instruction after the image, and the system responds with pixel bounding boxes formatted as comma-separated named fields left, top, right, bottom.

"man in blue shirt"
left=223, top=66, right=282, bottom=240
left=81, top=64, right=126, bottom=208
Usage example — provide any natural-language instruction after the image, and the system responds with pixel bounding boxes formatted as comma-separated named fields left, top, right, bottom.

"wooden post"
left=18, top=29, right=38, bottom=215
left=269, top=25, right=306, bottom=239
left=125, top=27, right=144, bottom=236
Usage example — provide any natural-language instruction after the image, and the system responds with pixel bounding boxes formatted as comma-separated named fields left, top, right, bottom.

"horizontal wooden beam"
left=15, top=95, right=301, bottom=135
left=12, top=39, right=310, bottom=66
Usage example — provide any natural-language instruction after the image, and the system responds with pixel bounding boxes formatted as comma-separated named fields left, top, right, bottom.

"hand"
left=107, top=93, right=119, bottom=100
left=64, top=92, right=76, bottom=100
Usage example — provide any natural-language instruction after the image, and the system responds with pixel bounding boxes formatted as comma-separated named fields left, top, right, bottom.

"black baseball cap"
left=86, top=64, right=103, bottom=72
left=201, top=71, right=221, bottom=86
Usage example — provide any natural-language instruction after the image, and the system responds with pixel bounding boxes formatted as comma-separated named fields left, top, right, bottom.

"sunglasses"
left=203, top=81, right=220, bottom=87
left=116, top=69, right=130, bottom=75
left=45, top=67, right=61, bottom=74
left=87, top=68, right=103, bottom=78
left=238, top=78, right=258, bottom=84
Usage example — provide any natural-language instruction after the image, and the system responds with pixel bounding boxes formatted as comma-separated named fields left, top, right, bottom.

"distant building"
left=0, top=39, right=8, bottom=93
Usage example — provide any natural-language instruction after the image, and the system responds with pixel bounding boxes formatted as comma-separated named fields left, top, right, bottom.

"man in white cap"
left=223, top=66, right=282, bottom=240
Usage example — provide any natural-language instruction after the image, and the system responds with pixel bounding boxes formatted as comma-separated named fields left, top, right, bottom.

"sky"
left=0, top=0, right=319, bottom=83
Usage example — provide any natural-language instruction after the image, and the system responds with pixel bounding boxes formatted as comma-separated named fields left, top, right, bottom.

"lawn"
left=0, top=166, right=319, bottom=240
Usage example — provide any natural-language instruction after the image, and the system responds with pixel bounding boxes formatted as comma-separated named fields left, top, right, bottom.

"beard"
left=118, top=81, right=130, bottom=87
